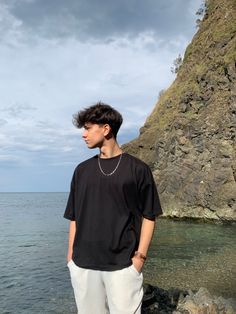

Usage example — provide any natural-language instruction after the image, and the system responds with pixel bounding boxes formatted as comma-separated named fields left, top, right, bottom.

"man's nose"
left=82, top=130, right=87, bottom=138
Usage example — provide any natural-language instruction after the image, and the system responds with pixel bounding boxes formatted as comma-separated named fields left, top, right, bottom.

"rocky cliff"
left=122, top=0, right=236, bottom=221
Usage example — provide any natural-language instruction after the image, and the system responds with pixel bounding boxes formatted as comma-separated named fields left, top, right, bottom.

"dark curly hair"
left=73, top=102, right=123, bottom=138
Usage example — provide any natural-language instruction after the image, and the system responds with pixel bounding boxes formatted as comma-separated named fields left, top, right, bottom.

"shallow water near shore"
left=144, top=219, right=236, bottom=299
left=0, top=192, right=235, bottom=314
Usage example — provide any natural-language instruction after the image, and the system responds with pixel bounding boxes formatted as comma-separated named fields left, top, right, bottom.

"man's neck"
left=99, top=142, right=122, bottom=159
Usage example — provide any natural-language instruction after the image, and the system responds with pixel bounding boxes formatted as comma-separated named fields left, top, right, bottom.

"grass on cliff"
left=144, top=0, right=236, bottom=134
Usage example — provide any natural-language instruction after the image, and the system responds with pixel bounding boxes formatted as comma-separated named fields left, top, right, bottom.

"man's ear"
left=103, top=124, right=112, bottom=137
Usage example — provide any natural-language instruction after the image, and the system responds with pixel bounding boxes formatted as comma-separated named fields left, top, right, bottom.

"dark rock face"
left=142, top=284, right=236, bottom=314
left=123, top=0, right=236, bottom=221
left=141, top=284, right=189, bottom=313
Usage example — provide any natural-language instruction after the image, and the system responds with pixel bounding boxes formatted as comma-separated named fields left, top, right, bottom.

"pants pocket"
left=129, top=264, right=143, bottom=277
left=67, top=259, right=73, bottom=268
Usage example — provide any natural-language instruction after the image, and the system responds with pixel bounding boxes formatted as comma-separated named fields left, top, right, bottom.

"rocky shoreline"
left=159, top=216, right=236, bottom=225
left=142, top=284, right=236, bottom=314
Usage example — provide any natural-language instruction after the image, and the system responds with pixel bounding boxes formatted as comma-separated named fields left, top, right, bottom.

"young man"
left=64, top=102, right=162, bottom=314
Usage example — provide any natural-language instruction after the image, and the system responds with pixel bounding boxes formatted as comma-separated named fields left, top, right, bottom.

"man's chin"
left=86, top=143, right=96, bottom=149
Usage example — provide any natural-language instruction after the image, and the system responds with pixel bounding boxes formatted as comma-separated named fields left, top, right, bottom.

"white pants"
left=67, top=260, right=143, bottom=314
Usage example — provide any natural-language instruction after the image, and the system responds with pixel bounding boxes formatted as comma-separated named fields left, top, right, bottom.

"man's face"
left=82, top=123, right=106, bottom=149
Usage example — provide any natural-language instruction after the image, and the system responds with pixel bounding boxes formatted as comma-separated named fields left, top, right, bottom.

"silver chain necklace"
left=98, top=153, right=123, bottom=176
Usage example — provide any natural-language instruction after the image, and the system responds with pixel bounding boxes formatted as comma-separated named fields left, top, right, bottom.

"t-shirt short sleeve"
left=137, top=163, right=163, bottom=220
left=63, top=171, right=76, bottom=221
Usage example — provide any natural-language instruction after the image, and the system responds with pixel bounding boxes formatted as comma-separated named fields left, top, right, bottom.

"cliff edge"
left=122, top=0, right=236, bottom=221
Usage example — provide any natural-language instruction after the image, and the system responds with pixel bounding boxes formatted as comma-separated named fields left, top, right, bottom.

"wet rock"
left=174, top=287, right=236, bottom=314
left=141, top=285, right=236, bottom=314
left=142, top=284, right=188, bottom=313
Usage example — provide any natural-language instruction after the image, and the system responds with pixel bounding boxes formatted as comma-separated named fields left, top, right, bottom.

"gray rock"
left=141, top=285, right=236, bottom=314
left=174, top=287, right=236, bottom=314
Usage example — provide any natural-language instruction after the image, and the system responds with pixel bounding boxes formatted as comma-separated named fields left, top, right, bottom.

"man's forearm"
left=137, top=217, right=156, bottom=257
left=132, top=217, right=156, bottom=272
left=67, top=221, right=76, bottom=262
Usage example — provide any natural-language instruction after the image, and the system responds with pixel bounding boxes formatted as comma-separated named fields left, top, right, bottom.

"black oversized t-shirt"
left=64, top=153, right=162, bottom=271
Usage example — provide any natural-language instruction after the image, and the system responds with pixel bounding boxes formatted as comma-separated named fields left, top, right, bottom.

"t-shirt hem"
left=143, top=212, right=163, bottom=220
left=73, top=261, right=132, bottom=271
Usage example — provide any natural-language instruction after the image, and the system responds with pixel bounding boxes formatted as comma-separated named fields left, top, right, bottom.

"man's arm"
left=67, top=221, right=76, bottom=263
left=132, top=217, right=156, bottom=272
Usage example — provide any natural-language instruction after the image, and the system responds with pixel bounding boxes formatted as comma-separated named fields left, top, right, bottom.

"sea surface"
left=0, top=192, right=235, bottom=313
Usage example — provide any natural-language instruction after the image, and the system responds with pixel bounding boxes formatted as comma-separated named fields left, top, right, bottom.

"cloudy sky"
left=0, top=0, right=202, bottom=192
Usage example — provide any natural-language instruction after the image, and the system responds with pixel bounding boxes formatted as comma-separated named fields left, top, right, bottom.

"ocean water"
left=0, top=192, right=235, bottom=314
